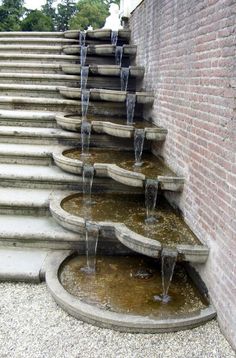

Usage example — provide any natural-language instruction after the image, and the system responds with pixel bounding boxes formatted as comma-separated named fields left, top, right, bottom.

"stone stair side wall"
left=129, top=0, right=236, bottom=350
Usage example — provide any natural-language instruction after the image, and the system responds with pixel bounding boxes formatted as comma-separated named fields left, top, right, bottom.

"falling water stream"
left=145, top=179, right=159, bottom=224
left=111, top=30, right=118, bottom=46
left=115, top=46, right=123, bottom=66
left=81, top=66, right=89, bottom=90
left=81, top=120, right=91, bottom=155
left=79, top=31, right=86, bottom=46
left=134, top=128, right=145, bottom=166
left=120, top=67, right=130, bottom=91
left=154, top=248, right=178, bottom=303
left=126, top=93, right=136, bottom=124
left=81, top=90, right=90, bottom=119
left=80, top=221, right=99, bottom=274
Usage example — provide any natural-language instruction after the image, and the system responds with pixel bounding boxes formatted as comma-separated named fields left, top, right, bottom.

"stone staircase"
left=0, top=31, right=143, bottom=268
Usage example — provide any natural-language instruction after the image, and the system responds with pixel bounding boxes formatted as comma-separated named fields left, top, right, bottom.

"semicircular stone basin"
left=50, top=193, right=209, bottom=263
left=53, top=148, right=184, bottom=191
left=46, top=251, right=216, bottom=333
left=55, top=113, right=167, bottom=141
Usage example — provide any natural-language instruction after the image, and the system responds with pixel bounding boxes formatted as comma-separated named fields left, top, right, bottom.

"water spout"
left=126, top=93, right=136, bottom=124
left=111, top=30, right=118, bottom=45
left=81, top=89, right=90, bottom=119
left=120, top=67, right=130, bottom=91
left=79, top=31, right=86, bottom=46
left=145, top=179, right=159, bottom=224
left=80, top=45, right=88, bottom=66
left=154, top=248, right=178, bottom=303
left=134, top=128, right=145, bottom=167
left=115, top=46, right=123, bottom=66
left=81, top=66, right=89, bottom=91
left=81, top=120, right=91, bottom=155
left=81, top=221, right=99, bottom=274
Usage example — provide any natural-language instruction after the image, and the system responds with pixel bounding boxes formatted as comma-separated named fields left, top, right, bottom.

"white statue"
left=103, top=3, right=122, bottom=31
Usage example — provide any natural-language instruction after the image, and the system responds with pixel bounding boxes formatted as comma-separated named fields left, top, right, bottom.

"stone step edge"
left=0, top=247, right=53, bottom=283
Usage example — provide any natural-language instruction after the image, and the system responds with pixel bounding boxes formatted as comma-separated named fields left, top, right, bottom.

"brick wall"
left=130, top=0, right=236, bottom=349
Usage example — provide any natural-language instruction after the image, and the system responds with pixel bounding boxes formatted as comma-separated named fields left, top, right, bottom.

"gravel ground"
left=0, top=282, right=235, bottom=358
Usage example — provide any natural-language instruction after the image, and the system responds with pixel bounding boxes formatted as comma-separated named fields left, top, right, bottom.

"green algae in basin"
left=60, top=255, right=207, bottom=317
left=61, top=193, right=200, bottom=247
left=64, top=148, right=174, bottom=179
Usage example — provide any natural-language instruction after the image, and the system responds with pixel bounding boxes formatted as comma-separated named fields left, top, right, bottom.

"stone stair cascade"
left=0, top=29, right=215, bottom=333
left=0, top=30, right=205, bottom=268
left=0, top=30, right=184, bottom=248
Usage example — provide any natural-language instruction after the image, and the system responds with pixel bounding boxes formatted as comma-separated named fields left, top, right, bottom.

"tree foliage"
left=0, top=0, right=121, bottom=32
left=21, top=10, right=54, bottom=31
left=69, top=0, right=120, bottom=30
left=0, top=0, right=25, bottom=31
left=56, top=0, right=77, bottom=31
left=41, top=0, right=56, bottom=29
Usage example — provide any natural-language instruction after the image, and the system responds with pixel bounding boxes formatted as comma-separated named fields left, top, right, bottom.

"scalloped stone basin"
left=61, top=255, right=207, bottom=316
left=59, top=88, right=154, bottom=105
left=53, top=147, right=184, bottom=191
left=62, top=193, right=200, bottom=248
left=64, top=29, right=131, bottom=40
left=64, top=148, right=174, bottom=179
left=61, top=64, right=144, bottom=78
left=55, top=113, right=166, bottom=141
left=63, top=44, right=137, bottom=56
left=46, top=251, right=216, bottom=332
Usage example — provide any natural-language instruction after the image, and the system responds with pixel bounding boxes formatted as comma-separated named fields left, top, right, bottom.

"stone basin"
left=49, top=193, right=209, bottom=263
left=61, top=64, right=145, bottom=78
left=53, top=148, right=184, bottom=191
left=64, top=29, right=131, bottom=40
left=62, top=44, right=137, bottom=56
left=59, top=88, right=154, bottom=105
left=45, top=251, right=216, bottom=333
left=55, top=113, right=167, bottom=142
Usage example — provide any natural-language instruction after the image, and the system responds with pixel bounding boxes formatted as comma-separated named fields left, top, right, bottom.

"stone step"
left=0, top=62, right=63, bottom=74
left=0, top=53, right=78, bottom=63
left=0, top=163, right=141, bottom=192
left=0, top=215, right=81, bottom=249
left=0, top=126, right=80, bottom=145
left=0, top=32, right=64, bottom=38
left=0, top=95, right=140, bottom=116
left=0, top=126, right=139, bottom=148
left=0, top=72, right=80, bottom=86
left=0, top=84, right=62, bottom=99
left=0, top=38, right=77, bottom=46
left=0, top=109, right=56, bottom=128
left=0, top=214, right=129, bottom=253
left=0, top=187, right=52, bottom=215
left=0, top=143, right=54, bottom=165
left=0, top=45, right=63, bottom=54
left=0, top=247, right=51, bottom=282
